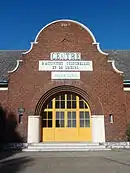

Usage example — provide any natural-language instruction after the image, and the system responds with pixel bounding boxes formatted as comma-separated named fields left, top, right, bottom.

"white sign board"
left=39, top=52, right=93, bottom=80
left=51, top=72, right=80, bottom=79
left=39, top=61, right=93, bottom=71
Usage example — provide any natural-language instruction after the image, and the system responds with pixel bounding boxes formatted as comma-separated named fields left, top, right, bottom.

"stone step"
left=29, top=142, right=100, bottom=147
left=23, top=147, right=110, bottom=152
left=27, top=145, right=106, bottom=149
left=108, top=146, right=130, bottom=149
left=22, top=142, right=110, bottom=152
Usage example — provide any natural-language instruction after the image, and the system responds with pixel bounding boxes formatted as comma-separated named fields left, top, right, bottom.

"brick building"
left=0, top=19, right=130, bottom=143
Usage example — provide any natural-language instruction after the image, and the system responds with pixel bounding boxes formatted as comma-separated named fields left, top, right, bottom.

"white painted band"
left=0, top=87, right=8, bottom=90
left=124, top=87, right=130, bottom=91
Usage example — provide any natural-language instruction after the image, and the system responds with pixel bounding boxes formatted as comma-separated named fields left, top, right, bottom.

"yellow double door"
left=42, top=109, right=92, bottom=142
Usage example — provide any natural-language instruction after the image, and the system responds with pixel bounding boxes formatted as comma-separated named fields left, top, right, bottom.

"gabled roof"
left=0, top=50, right=24, bottom=81
left=106, top=50, right=130, bottom=80
left=0, top=50, right=130, bottom=81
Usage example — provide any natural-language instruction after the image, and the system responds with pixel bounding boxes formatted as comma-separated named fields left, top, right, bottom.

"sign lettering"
left=39, top=61, right=93, bottom=71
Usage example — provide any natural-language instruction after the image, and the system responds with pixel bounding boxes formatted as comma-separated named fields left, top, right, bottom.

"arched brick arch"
left=35, top=85, right=103, bottom=115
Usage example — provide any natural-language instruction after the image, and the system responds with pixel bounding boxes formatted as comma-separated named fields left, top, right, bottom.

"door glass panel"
left=67, top=112, right=71, bottom=119
left=61, top=101, right=65, bottom=108
left=56, top=120, right=60, bottom=127
left=85, top=112, right=89, bottom=119
left=56, top=119, right=64, bottom=128
left=56, top=112, right=64, bottom=128
left=72, top=94, right=76, bottom=100
left=56, top=112, right=59, bottom=120
left=72, top=120, right=76, bottom=127
left=48, top=101, right=52, bottom=108
left=43, top=119, right=47, bottom=127
left=55, top=101, right=59, bottom=108
left=59, top=95, right=61, bottom=100
left=72, top=112, right=76, bottom=119
left=67, top=94, right=71, bottom=100
left=80, top=119, right=84, bottom=127
left=79, top=101, right=84, bottom=108
left=48, top=112, right=52, bottom=119
left=60, top=120, right=64, bottom=127
left=85, top=120, right=90, bottom=127
left=43, top=112, right=47, bottom=119
left=80, top=111, right=84, bottom=119
left=67, top=112, right=76, bottom=128
left=55, top=95, right=59, bottom=100
left=67, top=101, right=71, bottom=108
left=72, top=101, right=76, bottom=108
left=48, top=120, right=52, bottom=127
left=67, top=119, right=71, bottom=127
left=61, top=95, right=65, bottom=100
left=60, top=112, right=64, bottom=119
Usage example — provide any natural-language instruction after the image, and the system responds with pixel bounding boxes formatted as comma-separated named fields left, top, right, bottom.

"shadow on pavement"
left=0, top=151, right=19, bottom=161
left=0, top=105, right=24, bottom=161
left=0, top=156, right=34, bottom=173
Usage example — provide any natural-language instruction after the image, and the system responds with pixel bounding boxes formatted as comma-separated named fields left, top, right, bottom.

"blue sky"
left=0, top=0, right=130, bottom=50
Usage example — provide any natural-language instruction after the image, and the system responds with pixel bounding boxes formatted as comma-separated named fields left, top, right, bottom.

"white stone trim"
left=28, top=115, right=40, bottom=118
left=0, top=87, right=8, bottom=91
left=93, top=43, right=108, bottom=55
left=92, top=115, right=104, bottom=118
left=92, top=115, right=105, bottom=143
left=108, top=60, right=124, bottom=74
left=8, top=60, right=23, bottom=73
left=22, top=42, right=38, bottom=55
left=27, top=115, right=41, bottom=143
left=124, top=87, right=130, bottom=91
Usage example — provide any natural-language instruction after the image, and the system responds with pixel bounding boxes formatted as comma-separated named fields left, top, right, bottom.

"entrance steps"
left=22, top=142, right=111, bottom=152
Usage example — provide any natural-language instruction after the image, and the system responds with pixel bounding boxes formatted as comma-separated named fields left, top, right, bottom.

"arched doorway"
left=41, top=92, right=92, bottom=142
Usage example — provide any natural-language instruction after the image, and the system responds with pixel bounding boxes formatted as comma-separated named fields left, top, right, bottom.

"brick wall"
left=0, top=90, right=8, bottom=108
left=125, top=91, right=130, bottom=123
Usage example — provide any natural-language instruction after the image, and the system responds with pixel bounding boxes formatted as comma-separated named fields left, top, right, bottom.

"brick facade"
left=0, top=90, right=8, bottom=108
left=0, top=20, right=128, bottom=141
left=125, top=92, right=130, bottom=123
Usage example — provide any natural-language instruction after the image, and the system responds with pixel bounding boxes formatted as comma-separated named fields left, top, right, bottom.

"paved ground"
left=0, top=150, right=130, bottom=173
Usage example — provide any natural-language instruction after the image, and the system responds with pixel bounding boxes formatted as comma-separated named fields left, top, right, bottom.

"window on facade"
left=67, top=111, right=76, bottom=127
left=47, top=101, right=52, bottom=108
left=42, top=111, right=52, bottom=128
left=55, top=96, right=65, bottom=108
left=56, top=112, right=64, bottom=128
left=80, top=111, right=90, bottom=127
left=67, top=93, right=76, bottom=109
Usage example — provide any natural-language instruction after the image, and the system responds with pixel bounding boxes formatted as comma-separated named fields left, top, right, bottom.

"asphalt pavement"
left=0, top=150, right=130, bottom=173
